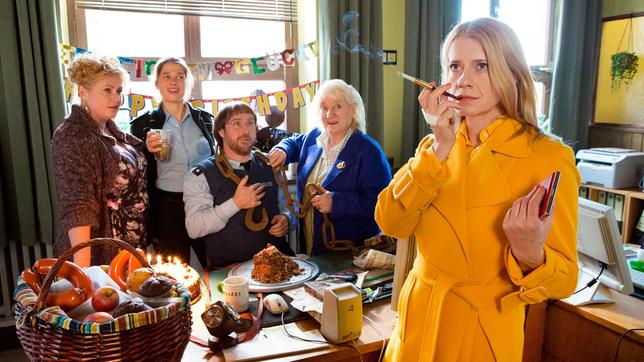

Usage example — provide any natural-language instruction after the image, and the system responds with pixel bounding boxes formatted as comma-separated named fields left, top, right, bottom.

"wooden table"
left=182, top=252, right=395, bottom=361
left=540, top=286, right=644, bottom=362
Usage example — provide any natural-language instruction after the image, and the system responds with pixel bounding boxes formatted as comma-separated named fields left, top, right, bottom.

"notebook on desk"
left=629, top=267, right=644, bottom=300
left=629, top=265, right=644, bottom=290
left=623, top=245, right=644, bottom=299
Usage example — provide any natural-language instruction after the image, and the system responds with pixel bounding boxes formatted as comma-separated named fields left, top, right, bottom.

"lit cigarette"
left=396, top=71, right=461, bottom=100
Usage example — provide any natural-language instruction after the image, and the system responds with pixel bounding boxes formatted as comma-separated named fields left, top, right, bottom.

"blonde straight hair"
left=441, top=18, right=541, bottom=136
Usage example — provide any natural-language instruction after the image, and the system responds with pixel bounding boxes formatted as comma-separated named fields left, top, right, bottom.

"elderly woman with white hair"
left=268, top=79, right=391, bottom=255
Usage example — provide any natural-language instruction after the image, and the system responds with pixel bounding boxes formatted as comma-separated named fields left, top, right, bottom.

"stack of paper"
left=222, top=325, right=328, bottom=361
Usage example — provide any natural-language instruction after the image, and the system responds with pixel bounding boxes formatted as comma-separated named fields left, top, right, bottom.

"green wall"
left=603, top=0, right=644, bottom=18
left=382, top=0, right=405, bottom=167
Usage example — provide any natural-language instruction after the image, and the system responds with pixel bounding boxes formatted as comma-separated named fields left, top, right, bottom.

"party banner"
left=59, top=41, right=318, bottom=79
left=64, top=79, right=319, bottom=118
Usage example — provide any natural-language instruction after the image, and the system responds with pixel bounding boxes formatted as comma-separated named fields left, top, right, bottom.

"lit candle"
left=147, top=254, right=152, bottom=265
left=157, top=255, right=162, bottom=265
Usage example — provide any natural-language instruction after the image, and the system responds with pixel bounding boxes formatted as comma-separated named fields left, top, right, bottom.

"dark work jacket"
left=130, top=103, right=216, bottom=239
left=196, top=155, right=294, bottom=266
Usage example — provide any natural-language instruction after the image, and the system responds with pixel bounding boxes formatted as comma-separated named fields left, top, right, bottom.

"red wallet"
left=538, top=171, right=561, bottom=218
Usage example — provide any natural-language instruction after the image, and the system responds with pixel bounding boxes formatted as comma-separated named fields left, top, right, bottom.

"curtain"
left=548, top=0, right=602, bottom=150
left=400, top=0, right=460, bottom=161
left=0, top=0, right=65, bottom=247
left=318, top=0, right=384, bottom=145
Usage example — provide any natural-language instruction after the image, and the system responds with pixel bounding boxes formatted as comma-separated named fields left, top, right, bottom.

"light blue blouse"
left=156, top=105, right=212, bottom=192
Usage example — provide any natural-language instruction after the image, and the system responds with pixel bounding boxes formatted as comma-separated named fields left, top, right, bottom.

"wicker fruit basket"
left=14, top=238, right=192, bottom=361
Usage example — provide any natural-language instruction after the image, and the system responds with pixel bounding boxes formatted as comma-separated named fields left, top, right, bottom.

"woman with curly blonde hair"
left=52, top=54, right=148, bottom=266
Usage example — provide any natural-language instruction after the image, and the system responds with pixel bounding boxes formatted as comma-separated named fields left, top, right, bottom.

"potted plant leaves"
left=611, top=51, right=638, bottom=90
left=611, top=17, right=639, bottom=91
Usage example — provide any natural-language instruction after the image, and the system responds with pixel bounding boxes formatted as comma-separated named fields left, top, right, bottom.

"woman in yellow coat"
left=376, top=18, right=580, bottom=361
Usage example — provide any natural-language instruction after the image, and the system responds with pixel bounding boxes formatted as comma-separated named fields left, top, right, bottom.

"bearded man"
left=183, top=102, right=294, bottom=267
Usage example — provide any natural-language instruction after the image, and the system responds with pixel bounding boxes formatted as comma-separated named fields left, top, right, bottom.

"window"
left=202, top=80, right=287, bottom=128
left=85, top=10, right=185, bottom=57
left=66, top=3, right=298, bottom=131
left=460, top=0, right=557, bottom=123
left=200, top=18, right=288, bottom=58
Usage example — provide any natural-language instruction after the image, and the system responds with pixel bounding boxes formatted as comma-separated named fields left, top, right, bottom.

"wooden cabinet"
left=624, top=192, right=644, bottom=245
left=540, top=286, right=644, bottom=362
left=579, top=184, right=644, bottom=244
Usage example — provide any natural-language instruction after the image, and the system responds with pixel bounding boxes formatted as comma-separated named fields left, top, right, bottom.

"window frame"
left=471, top=0, right=558, bottom=118
left=65, top=0, right=300, bottom=132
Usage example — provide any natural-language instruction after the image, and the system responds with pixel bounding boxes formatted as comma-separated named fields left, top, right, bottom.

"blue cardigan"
left=276, top=128, right=392, bottom=255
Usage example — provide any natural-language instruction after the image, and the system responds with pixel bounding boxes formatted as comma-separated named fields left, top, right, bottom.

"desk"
left=183, top=252, right=395, bottom=361
left=539, top=286, right=644, bottom=361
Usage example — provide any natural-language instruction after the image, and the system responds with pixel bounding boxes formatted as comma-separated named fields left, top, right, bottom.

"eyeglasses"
left=226, top=120, right=256, bottom=130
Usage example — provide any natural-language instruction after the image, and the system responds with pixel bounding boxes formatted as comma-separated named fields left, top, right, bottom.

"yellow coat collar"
left=474, top=117, right=533, bottom=158
left=431, top=118, right=534, bottom=259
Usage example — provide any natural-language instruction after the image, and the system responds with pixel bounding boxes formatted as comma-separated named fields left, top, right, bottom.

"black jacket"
left=130, top=103, right=216, bottom=238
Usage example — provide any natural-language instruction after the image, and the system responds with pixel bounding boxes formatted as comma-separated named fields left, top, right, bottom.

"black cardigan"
left=130, top=103, right=216, bottom=239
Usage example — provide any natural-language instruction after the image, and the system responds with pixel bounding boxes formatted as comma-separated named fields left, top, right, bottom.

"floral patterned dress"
left=106, top=143, right=148, bottom=248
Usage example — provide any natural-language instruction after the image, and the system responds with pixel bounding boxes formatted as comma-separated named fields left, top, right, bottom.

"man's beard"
left=228, top=136, right=254, bottom=155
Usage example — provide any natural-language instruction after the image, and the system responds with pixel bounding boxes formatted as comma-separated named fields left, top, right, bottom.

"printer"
left=576, top=148, right=644, bottom=188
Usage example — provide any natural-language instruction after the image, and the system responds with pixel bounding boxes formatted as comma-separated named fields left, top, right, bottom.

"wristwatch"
left=201, top=300, right=242, bottom=338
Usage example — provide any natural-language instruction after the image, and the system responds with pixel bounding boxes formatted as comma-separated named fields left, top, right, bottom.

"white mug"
left=216, top=276, right=249, bottom=313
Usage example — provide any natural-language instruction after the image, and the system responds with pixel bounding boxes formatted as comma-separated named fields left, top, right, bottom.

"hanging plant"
left=610, top=17, right=639, bottom=91
left=611, top=51, right=639, bottom=90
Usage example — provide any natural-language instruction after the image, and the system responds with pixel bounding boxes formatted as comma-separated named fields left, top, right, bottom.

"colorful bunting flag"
left=58, top=41, right=318, bottom=79
left=64, top=79, right=320, bottom=118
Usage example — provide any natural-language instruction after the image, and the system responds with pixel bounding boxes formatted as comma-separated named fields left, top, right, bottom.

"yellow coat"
left=376, top=118, right=580, bottom=361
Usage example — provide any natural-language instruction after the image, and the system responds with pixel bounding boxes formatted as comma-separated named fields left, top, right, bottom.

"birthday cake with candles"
left=152, top=256, right=201, bottom=300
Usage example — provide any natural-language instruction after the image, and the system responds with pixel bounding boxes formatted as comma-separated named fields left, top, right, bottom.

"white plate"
left=228, top=258, right=320, bottom=292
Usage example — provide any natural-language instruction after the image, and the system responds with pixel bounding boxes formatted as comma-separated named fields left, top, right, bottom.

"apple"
left=91, top=286, right=119, bottom=312
left=83, top=311, right=113, bottom=323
